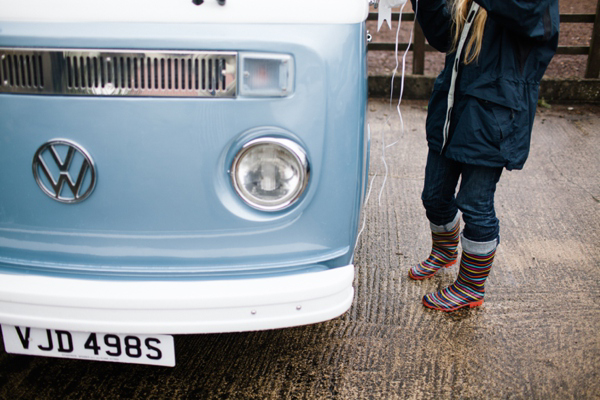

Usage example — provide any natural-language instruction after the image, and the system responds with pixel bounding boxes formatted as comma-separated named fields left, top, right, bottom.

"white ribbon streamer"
left=377, top=0, right=408, bottom=31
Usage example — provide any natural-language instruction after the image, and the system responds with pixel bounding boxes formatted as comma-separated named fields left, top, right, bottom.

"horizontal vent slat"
left=0, top=48, right=237, bottom=97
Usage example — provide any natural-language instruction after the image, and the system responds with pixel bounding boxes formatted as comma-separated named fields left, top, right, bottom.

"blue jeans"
left=421, top=149, right=503, bottom=243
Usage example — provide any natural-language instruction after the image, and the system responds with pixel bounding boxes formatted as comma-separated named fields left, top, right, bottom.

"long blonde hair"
left=451, top=0, right=487, bottom=64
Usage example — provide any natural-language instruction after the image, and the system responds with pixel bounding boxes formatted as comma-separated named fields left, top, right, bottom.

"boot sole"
left=408, top=259, right=457, bottom=280
left=422, top=298, right=484, bottom=312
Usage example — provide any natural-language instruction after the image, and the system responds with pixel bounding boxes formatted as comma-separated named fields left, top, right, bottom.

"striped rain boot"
left=408, top=215, right=460, bottom=280
left=422, top=235, right=497, bottom=312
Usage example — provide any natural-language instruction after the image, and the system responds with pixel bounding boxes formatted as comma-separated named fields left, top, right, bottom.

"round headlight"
left=231, top=138, right=310, bottom=211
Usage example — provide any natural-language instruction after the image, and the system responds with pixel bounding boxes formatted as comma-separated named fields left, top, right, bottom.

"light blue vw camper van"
left=0, top=0, right=370, bottom=366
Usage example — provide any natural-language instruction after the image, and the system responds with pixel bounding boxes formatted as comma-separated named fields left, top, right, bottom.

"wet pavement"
left=1, top=100, right=599, bottom=399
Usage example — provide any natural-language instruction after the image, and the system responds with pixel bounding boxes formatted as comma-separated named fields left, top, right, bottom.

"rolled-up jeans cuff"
left=461, top=234, right=498, bottom=255
left=430, top=213, right=460, bottom=233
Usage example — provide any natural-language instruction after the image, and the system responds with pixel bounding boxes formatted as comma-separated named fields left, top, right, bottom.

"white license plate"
left=1, top=325, right=175, bottom=367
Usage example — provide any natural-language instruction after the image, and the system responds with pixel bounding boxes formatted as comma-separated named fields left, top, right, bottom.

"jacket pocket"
left=486, top=99, right=517, bottom=140
left=453, top=95, right=516, bottom=150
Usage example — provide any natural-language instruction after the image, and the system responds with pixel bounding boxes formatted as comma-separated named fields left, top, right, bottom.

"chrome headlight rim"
left=231, top=137, right=310, bottom=212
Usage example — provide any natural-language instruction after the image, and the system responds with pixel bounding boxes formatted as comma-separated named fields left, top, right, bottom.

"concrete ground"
left=347, top=99, right=600, bottom=398
left=0, top=100, right=598, bottom=399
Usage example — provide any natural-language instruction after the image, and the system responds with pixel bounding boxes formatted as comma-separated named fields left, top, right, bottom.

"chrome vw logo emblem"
left=32, top=139, right=97, bottom=203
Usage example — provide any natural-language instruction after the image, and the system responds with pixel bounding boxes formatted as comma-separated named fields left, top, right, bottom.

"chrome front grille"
left=0, top=48, right=237, bottom=97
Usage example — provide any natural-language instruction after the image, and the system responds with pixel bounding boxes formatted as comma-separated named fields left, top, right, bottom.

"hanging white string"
left=378, top=0, right=416, bottom=206
left=355, top=0, right=419, bottom=250
left=396, top=0, right=418, bottom=127
left=389, top=1, right=407, bottom=110
left=354, top=125, right=377, bottom=248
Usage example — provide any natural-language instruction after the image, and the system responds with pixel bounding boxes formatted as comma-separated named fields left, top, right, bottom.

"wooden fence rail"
left=368, top=3, right=600, bottom=78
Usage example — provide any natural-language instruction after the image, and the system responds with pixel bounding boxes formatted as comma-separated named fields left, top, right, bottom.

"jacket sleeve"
left=410, top=0, right=452, bottom=53
left=474, top=0, right=559, bottom=41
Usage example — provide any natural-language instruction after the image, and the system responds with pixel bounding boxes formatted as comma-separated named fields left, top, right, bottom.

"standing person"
left=407, top=0, right=559, bottom=311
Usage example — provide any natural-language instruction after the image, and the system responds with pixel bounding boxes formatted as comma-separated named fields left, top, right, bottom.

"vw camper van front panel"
left=0, top=0, right=369, bottom=336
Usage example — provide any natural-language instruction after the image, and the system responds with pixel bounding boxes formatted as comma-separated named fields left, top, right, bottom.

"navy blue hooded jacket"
left=411, top=0, right=559, bottom=170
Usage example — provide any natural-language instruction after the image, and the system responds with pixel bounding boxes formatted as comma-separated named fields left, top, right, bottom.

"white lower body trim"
left=0, top=265, right=354, bottom=334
